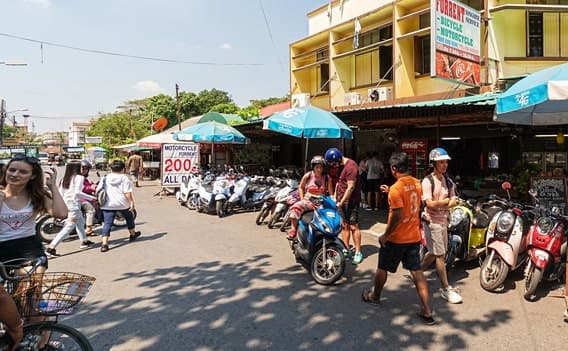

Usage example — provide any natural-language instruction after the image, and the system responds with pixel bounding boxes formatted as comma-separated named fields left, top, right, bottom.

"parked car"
left=38, top=152, right=50, bottom=165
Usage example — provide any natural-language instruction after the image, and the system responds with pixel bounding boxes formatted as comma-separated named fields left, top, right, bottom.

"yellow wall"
left=492, top=11, right=526, bottom=59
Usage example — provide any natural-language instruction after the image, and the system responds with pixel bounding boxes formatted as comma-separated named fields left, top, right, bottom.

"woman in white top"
left=46, top=162, right=93, bottom=256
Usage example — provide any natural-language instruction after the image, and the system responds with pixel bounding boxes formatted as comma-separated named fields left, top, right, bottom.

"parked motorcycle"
left=479, top=182, right=532, bottom=292
left=226, top=175, right=271, bottom=214
left=289, top=196, right=346, bottom=285
left=196, top=174, right=232, bottom=217
left=35, top=199, right=137, bottom=243
left=255, top=181, right=285, bottom=225
left=267, top=179, right=299, bottom=229
left=176, top=173, right=201, bottom=210
left=279, top=190, right=301, bottom=233
left=523, top=189, right=567, bottom=301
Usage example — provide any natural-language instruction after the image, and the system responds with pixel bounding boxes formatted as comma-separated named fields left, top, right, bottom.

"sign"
left=0, top=146, right=39, bottom=160
left=431, top=0, right=481, bottom=86
left=161, top=143, right=199, bottom=187
left=85, top=136, right=103, bottom=144
left=400, top=139, right=427, bottom=152
left=530, top=177, right=567, bottom=214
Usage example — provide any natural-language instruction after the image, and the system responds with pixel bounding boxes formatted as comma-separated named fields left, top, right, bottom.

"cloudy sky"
left=0, top=0, right=324, bottom=132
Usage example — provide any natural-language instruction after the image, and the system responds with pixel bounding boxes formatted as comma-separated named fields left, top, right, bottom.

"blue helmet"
left=324, top=148, right=343, bottom=163
left=429, top=148, right=451, bottom=163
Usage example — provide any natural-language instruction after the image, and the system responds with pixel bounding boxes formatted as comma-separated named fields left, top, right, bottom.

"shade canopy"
left=263, top=106, right=353, bottom=139
left=495, top=63, right=568, bottom=125
left=198, top=112, right=245, bottom=125
left=173, top=121, right=247, bottom=144
left=136, top=132, right=190, bottom=149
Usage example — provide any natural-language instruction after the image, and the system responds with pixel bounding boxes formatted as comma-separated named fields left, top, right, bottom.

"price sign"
left=161, top=143, right=199, bottom=187
left=530, top=177, right=567, bottom=214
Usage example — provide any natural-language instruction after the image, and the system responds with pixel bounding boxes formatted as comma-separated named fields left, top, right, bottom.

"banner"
left=431, top=0, right=481, bottom=86
left=161, top=143, right=199, bottom=187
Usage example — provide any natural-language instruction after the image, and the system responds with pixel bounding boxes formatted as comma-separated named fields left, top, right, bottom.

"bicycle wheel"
left=22, top=321, right=93, bottom=351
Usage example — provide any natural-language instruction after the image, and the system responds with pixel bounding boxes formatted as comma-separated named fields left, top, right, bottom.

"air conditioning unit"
left=291, top=93, right=311, bottom=108
left=368, top=87, right=393, bottom=102
left=344, top=92, right=362, bottom=105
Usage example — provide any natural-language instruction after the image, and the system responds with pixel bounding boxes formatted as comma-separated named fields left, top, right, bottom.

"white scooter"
left=176, top=173, right=202, bottom=210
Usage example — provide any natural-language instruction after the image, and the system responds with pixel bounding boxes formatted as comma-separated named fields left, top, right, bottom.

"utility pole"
left=0, top=99, right=5, bottom=146
left=175, top=83, right=181, bottom=131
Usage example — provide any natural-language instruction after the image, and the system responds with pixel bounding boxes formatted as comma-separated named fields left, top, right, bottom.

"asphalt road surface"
left=46, top=178, right=567, bottom=351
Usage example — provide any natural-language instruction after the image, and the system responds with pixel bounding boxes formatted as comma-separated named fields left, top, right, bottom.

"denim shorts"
left=378, top=241, right=421, bottom=273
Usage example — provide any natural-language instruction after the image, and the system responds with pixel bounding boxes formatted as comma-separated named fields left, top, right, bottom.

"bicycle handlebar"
left=0, top=257, right=46, bottom=282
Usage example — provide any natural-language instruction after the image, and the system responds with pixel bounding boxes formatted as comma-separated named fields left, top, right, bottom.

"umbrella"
left=495, top=63, right=568, bottom=125
left=262, top=106, right=353, bottom=168
left=173, top=121, right=247, bottom=163
left=136, top=132, right=189, bottom=149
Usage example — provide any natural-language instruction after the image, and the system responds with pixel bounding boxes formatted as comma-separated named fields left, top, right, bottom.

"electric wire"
left=258, top=0, right=285, bottom=73
left=0, top=32, right=263, bottom=66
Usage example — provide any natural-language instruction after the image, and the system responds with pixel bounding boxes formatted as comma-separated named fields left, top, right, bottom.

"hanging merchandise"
left=353, top=18, right=361, bottom=49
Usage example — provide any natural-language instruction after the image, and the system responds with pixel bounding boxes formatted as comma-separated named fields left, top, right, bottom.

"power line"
left=0, top=32, right=264, bottom=66
left=258, top=0, right=285, bottom=73
left=26, top=114, right=97, bottom=120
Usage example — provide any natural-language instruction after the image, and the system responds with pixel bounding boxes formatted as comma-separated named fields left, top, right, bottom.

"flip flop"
left=416, top=311, right=436, bottom=325
left=361, top=288, right=381, bottom=306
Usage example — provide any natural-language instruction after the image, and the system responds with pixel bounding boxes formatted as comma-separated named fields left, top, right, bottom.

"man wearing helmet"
left=325, top=147, right=364, bottom=265
left=80, top=160, right=97, bottom=236
left=287, top=155, right=333, bottom=240
left=420, top=147, right=463, bottom=304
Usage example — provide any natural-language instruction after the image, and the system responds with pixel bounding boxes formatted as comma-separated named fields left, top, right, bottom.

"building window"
left=355, top=46, right=393, bottom=86
left=528, top=12, right=543, bottom=57
left=415, top=35, right=431, bottom=75
left=461, top=0, right=483, bottom=10
left=419, top=14, right=430, bottom=29
left=316, top=48, right=329, bottom=93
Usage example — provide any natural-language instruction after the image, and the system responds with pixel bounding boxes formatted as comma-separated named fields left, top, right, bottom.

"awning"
left=198, top=112, right=245, bottom=125
left=63, top=146, right=85, bottom=153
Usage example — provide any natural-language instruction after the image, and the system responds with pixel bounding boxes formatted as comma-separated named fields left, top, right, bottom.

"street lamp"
left=0, top=61, right=27, bottom=66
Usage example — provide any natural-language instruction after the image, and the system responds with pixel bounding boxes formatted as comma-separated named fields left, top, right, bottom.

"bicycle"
left=0, top=257, right=95, bottom=351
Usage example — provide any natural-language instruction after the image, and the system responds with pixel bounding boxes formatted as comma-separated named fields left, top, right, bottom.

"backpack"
left=96, top=176, right=107, bottom=205
left=421, top=173, right=454, bottom=216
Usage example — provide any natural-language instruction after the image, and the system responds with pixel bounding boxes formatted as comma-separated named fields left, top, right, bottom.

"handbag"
left=96, top=176, right=107, bottom=205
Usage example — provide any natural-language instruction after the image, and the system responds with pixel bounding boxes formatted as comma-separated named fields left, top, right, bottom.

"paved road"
left=47, top=179, right=566, bottom=350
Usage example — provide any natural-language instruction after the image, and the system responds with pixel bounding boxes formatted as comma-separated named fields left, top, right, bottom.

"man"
left=420, top=148, right=463, bottom=304
left=365, top=151, right=384, bottom=211
left=126, top=151, right=144, bottom=187
left=361, top=152, right=435, bottom=325
left=324, top=147, right=364, bottom=265
left=80, top=160, right=97, bottom=236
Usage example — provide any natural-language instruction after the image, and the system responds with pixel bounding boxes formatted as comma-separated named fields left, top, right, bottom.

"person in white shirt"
left=365, top=152, right=384, bottom=210
left=96, top=160, right=140, bottom=253
left=46, top=162, right=94, bottom=256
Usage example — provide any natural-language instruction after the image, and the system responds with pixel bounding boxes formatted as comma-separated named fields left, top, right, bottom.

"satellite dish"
left=152, top=117, right=168, bottom=131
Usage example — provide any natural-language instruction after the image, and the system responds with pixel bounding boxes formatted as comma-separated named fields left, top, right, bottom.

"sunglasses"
left=11, top=153, right=40, bottom=164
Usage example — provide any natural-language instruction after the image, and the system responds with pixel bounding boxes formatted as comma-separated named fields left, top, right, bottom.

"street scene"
left=1, top=0, right=568, bottom=350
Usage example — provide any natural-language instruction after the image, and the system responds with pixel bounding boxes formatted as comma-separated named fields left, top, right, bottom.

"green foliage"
left=249, top=96, right=289, bottom=108
left=210, top=103, right=239, bottom=114
left=237, top=106, right=260, bottom=120
left=511, top=161, right=542, bottom=201
left=197, top=88, right=233, bottom=114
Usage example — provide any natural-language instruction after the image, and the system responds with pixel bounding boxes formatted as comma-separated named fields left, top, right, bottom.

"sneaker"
left=441, top=286, right=463, bottom=304
left=342, top=249, right=352, bottom=260
left=129, top=231, right=141, bottom=242
left=80, top=240, right=94, bottom=249
left=365, top=207, right=373, bottom=211
left=45, top=247, right=59, bottom=257
left=352, top=252, right=364, bottom=265
left=100, top=245, right=109, bottom=253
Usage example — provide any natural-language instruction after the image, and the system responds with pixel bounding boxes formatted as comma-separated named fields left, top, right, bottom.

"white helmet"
left=429, top=148, right=451, bottom=163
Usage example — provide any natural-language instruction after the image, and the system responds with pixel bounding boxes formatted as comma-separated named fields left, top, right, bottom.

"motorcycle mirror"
left=501, top=182, right=512, bottom=190
left=528, top=188, right=537, bottom=198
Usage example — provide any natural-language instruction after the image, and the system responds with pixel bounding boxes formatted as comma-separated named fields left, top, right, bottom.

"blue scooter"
left=289, top=196, right=346, bottom=285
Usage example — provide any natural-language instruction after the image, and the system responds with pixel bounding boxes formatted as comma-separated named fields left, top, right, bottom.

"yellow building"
left=290, top=0, right=568, bottom=110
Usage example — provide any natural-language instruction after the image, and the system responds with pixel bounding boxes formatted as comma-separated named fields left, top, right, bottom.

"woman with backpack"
left=286, top=156, right=333, bottom=240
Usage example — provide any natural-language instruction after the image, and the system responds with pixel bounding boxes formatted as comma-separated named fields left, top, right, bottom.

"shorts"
left=0, top=236, right=48, bottom=268
left=339, top=204, right=359, bottom=225
left=130, top=170, right=139, bottom=179
left=378, top=241, right=421, bottom=273
left=424, top=222, right=448, bottom=256
left=366, top=179, right=380, bottom=193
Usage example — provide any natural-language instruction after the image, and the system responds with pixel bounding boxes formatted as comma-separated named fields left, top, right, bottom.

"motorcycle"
left=479, top=182, right=532, bottom=292
left=523, top=189, right=567, bottom=301
left=267, top=179, right=299, bottom=229
left=35, top=199, right=137, bottom=243
left=176, top=173, right=201, bottom=210
left=255, top=181, right=285, bottom=225
left=289, top=195, right=346, bottom=285
left=279, top=190, right=301, bottom=233
left=196, top=174, right=232, bottom=217
left=226, top=175, right=272, bottom=214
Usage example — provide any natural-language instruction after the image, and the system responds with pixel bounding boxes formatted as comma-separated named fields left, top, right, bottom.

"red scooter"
left=523, top=189, right=567, bottom=301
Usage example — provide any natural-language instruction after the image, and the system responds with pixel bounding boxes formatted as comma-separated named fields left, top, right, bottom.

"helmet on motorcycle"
left=429, top=148, right=451, bottom=163
left=324, top=148, right=342, bottom=164
left=80, top=160, right=92, bottom=169
left=310, top=155, right=325, bottom=168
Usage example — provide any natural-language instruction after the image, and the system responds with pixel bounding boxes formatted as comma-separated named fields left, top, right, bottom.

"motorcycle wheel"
left=310, top=245, right=345, bottom=286
left=187, top=195, right=198, bottom=210
left=36, top=216, right=65, bottom=243
left=216, top=200, right=225, bottom=218
left=255, top=207, right=270, bottom=225
left=114, top=209, right=137, bottom=227
left=175, top=191, right=185, bottom=206
left=480, top=251, right=509, bottom=292
left=267, top=210, right=282, bottom=229
left=523, top=262, right=543, bottom=301
left=280, top=212, right=291, bottom=232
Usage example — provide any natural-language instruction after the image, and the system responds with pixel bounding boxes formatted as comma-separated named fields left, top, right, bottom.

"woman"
left=0, top=153, right=67, bottom=270
left=97, top=160, right=140, bottom=252
left=286, top=156, right=333, bottom=240
left=79, top=160, right=97, bottom=236
left=46, top=162, right=94, bottom=256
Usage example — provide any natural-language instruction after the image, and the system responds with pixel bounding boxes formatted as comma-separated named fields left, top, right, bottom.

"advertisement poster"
left=0, top=146, right=39, bottom=164
left=431, top=0, right=481, bottom=86
left=161, top=143, right=199, bottom=187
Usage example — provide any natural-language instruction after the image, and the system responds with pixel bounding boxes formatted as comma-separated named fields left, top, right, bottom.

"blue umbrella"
left=263, top=106, right=353, bottom=169
left=173, top=121, right=246, bottom=164
left=495, top=63, right=568, bottom=125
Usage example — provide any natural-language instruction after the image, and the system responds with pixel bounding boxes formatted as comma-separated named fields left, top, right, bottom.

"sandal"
left=286, top=230, right=297, bottom=240
left=361, top=288, right=381, bottom=306
left=416, top=311, right=436, bottom=325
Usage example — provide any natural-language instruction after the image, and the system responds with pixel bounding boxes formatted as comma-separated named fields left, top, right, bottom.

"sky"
left=0, top=0, right=325, bottom=133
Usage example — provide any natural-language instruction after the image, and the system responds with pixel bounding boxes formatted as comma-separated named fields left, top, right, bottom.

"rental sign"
left=161, top=143, right=199, bottom=187
left=431, top=0, right=481, bottom=86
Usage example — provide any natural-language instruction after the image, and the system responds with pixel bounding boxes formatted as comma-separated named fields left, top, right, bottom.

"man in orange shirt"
left=361, top=152, right=435, bottom=325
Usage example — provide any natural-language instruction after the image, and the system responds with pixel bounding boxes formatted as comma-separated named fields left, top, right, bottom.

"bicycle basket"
left=9, top=272, right=96, bottom=318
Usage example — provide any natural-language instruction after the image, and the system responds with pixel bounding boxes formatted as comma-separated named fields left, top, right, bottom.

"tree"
left=196, top=89, right=233, bottom=115
left=87, top=112, right=148, bottom=148
left=210, top=103, right=239, bottom=114
left=237, top=106, right=260, bottom=120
